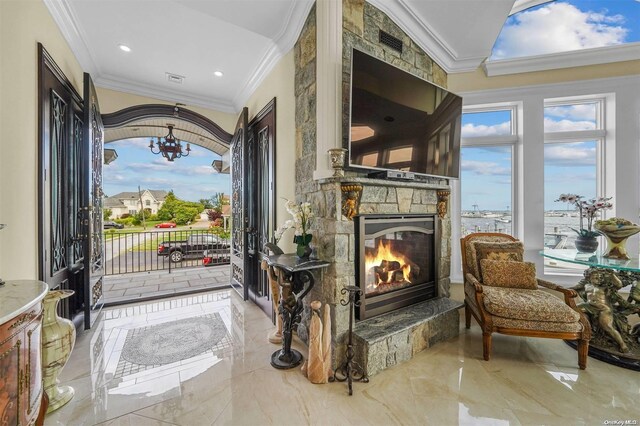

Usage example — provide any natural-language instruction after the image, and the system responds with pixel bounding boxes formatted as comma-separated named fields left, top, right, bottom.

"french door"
left=38, top=45, right=104, bottom=329
left=230, top=100, right=276, bottom=316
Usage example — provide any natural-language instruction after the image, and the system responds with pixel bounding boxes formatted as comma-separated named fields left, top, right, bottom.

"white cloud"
left=103, top=174, right=126, bottom=183
left=545, top=103, right=596, bottom=121
left=461, top=160, right=511, bottom=176
left=544, top=117, right=596, bottom=131
left=461, top=121, right=511, bottom=137
left=492, top=2, right=628, bottom=59
left=544, top=144, right=595, bottom=166
left=107, top=138, right=150, bottom=150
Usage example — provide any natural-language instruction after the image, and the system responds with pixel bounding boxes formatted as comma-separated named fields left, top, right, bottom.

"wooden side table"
left=265, top=254, right=329, bottom=369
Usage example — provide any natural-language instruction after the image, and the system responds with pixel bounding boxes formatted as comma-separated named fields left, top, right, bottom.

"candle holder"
left=330, top=285, right=369, bottom=395
left=328, top=148, right=347, bottom=177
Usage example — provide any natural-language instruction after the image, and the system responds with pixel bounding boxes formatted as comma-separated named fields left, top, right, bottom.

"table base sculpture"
left=270, top=269, right=314, bottom=369
left=571, top=268, right=640, bottom=370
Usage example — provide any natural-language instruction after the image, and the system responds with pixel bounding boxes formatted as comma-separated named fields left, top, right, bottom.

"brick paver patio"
left=103, top=265, right=231, bottom=305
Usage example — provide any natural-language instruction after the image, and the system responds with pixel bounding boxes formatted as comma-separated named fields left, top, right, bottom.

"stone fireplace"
left=292, top=1, right=462, bottom=376
left=355, top=214, right=438, bottom=320
left=298, top=177, right=462, bottom=375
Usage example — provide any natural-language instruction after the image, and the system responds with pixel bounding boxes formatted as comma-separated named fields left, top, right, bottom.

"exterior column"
left=314, top=0, right=342, bottom=180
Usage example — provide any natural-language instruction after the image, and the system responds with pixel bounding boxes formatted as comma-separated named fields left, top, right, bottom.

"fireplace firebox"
left=355, top=214, right=438, bottom=320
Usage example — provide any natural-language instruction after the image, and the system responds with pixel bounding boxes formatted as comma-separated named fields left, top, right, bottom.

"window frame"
left=452, top=102, right=521, bottom=282
left=542, top=97, right=608, bottom=276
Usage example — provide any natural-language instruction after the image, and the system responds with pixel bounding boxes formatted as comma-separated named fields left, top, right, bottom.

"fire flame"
left=365, top=240, right=412, bottom=288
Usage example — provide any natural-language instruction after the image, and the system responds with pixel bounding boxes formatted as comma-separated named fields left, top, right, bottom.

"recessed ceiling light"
left=119, top=44, right=131, bottom=52
left=213, top=71, right=224, bottom=77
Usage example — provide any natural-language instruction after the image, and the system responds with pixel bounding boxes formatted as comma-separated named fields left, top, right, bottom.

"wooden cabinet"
left=0, top=305, right=47, bottom=425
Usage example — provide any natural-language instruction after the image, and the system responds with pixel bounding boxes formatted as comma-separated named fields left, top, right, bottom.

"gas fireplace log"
left=391, top=270, right=405, bottom=282
left=388, top=261, right=401, bottom=271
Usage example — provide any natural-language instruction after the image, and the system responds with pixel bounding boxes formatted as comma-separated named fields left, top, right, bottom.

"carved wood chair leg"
left=464, top=303, right=471, bottom=329
left=482, top=332, right=492, bottom=361
left=577, top=339, right=588, bottom=370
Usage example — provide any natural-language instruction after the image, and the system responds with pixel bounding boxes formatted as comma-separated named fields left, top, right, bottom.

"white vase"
left=41, top=289, right=76, bottom=413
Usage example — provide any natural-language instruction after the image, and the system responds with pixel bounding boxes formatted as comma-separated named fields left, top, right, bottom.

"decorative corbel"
left=437, top=190, right=450, bottom=219
left=341, top=183, right=363, bottom=220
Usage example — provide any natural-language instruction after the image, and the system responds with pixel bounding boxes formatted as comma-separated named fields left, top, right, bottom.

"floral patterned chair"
left=461, top=233, right=591, bottom=369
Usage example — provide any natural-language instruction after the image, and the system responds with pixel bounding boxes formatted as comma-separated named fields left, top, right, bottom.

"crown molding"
left=94, top=74, right=237, bottom=113
left=459, top=74, right=640, bottom=102
left=366, top=0, right=485, bottom=73
left=484, top=43, right=640, bottom=77
left=43, top=0, right=99, bottom=75
left=232, top=0, right=314, bottom=110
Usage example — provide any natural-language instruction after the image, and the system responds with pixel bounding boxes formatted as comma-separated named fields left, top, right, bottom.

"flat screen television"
left=348, top=48, right=462, bottom=179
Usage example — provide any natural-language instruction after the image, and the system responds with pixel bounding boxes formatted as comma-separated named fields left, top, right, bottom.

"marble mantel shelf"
left=317, top=176, right=450, bottom=191
left=0, top=280, right=49, bottom=324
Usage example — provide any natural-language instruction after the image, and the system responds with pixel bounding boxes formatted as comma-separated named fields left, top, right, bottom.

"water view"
left=461, top=211, right=586, bottom=250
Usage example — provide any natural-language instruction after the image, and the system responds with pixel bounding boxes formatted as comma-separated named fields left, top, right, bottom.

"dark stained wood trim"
left=102, top=104, right=233, bottom=144
left=250, top=97, right=276, bottom=124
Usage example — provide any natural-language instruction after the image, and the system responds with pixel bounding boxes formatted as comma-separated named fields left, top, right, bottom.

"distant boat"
left=545, top=211, right=565, bottom=217
left=462, top=204, right=501, bottom=218
left=495, top=216, right=511, bottom=224
left=481, top=212, right=501, bottom=218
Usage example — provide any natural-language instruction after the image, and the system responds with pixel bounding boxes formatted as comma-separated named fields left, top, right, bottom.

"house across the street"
left=104, top=189, right=168, bottom=218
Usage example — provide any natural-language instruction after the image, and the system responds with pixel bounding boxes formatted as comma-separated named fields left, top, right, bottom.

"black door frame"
left=246, top=98, right=276, bottom=315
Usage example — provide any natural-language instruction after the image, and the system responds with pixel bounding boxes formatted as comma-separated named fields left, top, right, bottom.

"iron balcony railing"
left=103, top=229, right=230, bottom=275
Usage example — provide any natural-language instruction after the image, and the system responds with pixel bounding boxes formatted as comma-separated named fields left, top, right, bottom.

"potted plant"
left=274, top=199, right=315, bottom=259
left=556, top=194, right=612, bottom=253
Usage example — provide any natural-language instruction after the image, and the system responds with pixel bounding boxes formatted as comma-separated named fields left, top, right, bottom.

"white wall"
left=244, top=50, right=296, bottom=253
left=450, top=75, right=640, bottom=286
left=0, top=0, right=85, bottom=280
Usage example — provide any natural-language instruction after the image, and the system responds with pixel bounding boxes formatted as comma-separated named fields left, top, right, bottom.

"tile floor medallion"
left=117, top=313, right=230, bottom=376
left=45, top=288, right=640, bottom=425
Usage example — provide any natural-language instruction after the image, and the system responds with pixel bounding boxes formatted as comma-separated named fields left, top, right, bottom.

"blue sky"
left=461, top=108, right=596, bottom=211
left=492, top=0, right=640, bottom=59
left=104, top=138, right=230, bottom=202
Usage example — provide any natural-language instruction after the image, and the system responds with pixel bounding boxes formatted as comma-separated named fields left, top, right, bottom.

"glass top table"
left=540, top=248, right=640, bottom=370
left=540, top=249, right=640, bottom=272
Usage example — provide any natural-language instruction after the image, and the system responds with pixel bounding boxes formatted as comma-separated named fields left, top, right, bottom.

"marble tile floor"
left=103, top=266, right=230, bottom=305
left=46, top=289, right=639, bottom=426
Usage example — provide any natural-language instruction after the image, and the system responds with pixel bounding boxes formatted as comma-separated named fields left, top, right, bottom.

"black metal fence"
left=103, top=229, right=230, bottom=275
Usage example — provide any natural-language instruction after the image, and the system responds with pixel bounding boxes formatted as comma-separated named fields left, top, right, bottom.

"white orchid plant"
left=556, top=194, right=613, bottom=238
left=273, top=199, right=314, bottom=246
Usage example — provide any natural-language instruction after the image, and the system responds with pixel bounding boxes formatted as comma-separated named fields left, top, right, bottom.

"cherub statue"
left=342, top=191, right=358, bottom=220
left=578, top=269, right=629, bottom=353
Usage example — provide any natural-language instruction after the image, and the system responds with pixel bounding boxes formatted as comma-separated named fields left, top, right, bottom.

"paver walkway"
left=103, top=265, right=231, bottom=305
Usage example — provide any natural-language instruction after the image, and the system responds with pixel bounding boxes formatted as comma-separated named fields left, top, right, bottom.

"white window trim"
left=452, top=103, right=520, bottom=284
left=452, top=75, right=640, bottom=287
left=484, top=38, right=640, bottom=77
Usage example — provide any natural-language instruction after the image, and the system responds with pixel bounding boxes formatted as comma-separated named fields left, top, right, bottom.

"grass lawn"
left=103, top=229, right=228, bottom=251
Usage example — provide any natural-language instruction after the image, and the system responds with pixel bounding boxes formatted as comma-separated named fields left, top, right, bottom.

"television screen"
left=349, top=49, right=462, bottom=179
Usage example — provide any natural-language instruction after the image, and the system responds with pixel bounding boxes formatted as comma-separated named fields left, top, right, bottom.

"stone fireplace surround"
left=301, top=176, right=462, bottom=376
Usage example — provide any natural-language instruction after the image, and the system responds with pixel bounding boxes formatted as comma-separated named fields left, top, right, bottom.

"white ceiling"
left=45, top=0, right=514, bottom=114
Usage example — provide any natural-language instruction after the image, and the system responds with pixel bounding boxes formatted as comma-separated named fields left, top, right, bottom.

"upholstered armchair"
left=461, top=233, right=591, bottom=369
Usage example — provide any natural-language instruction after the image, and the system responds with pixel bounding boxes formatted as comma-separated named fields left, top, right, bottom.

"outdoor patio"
left=103, top=265, right=231, bottom=305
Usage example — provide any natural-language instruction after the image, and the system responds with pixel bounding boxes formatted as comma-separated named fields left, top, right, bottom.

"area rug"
left=120, top=313, right=228, bottom=366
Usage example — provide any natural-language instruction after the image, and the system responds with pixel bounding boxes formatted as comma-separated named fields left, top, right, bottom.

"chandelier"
left=149, top=125, right=191, bottom=162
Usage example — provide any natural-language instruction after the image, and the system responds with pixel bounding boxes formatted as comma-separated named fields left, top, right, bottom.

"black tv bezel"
left=347, top=47, right=462, bottom=180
